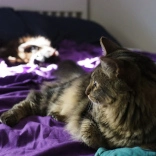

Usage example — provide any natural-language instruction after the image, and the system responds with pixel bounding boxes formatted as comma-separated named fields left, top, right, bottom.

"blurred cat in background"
left=0, top=36, right=59, bottom=65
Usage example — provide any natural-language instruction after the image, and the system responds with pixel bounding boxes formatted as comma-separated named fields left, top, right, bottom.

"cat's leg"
left=66, top=116, right=108, bottom=149
left=0, top=90, right=42, bottom=127
left=79, top=118, right=108, bottom=149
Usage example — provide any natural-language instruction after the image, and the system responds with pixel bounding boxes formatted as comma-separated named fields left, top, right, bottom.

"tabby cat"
left=1, top=37, right=156, bottom=150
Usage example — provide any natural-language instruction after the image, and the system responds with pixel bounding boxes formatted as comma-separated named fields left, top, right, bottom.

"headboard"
left=0, top=0, right=90, bottom=19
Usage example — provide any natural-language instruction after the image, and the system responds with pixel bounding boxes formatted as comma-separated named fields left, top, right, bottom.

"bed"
left=0, top=1, right=156, bottom=156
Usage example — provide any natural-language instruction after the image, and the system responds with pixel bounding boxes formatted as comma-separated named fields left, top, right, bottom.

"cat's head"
left=85, top=37, right=155, bottom=107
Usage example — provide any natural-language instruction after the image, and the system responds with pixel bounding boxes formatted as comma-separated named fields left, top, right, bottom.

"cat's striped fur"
left=1, top=37, right=156, bottom=150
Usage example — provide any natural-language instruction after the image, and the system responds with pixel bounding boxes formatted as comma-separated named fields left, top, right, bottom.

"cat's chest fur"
left=46, top=74, right=90, bottom=121
left=87, top=103, right=143, bottom=149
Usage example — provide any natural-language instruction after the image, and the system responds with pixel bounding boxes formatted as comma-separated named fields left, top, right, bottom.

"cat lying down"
left=0, top=36, right=59, bottom=65
left=1, top=37, right=156, bottom=150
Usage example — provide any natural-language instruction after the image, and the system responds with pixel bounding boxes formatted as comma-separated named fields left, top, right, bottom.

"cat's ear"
left=100, top=37, right=121, bottom=55
left=100, top=56, right=139, bottom=89
left=100, top=57, right=119, bottom=78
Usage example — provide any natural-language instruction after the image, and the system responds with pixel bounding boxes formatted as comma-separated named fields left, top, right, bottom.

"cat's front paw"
left=80, top=119, right=107, bottom=149
left=0, top=110, right=18, bottom=127
left=48, top=112, right=66, bottom=122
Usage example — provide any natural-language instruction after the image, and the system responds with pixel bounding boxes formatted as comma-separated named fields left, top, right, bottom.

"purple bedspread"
left=0, top=40, right=102, bottom=156
left=0, top=40, right=156, bottom=156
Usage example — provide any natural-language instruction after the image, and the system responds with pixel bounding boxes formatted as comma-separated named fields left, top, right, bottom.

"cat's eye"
left=93, top=81, right=97, bottom=87
left=24, top=45, right=40, bottom=53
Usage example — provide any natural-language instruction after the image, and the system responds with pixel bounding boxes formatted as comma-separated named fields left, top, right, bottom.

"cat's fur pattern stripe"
left=1, top=37, right=156, bottom=150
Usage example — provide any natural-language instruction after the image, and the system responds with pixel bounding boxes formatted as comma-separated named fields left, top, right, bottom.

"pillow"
left=18, top=11, right=121, bottom=45
left=95, top=147, right=156, bottom=156
left=0, top=8, right=120, bottom=46
left=0, top=8, right=26, bottom=41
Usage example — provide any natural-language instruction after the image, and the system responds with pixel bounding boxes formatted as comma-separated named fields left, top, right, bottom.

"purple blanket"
left=0, top=40, right=156, bottom=156
left=0, top=40, right=102, bottom=156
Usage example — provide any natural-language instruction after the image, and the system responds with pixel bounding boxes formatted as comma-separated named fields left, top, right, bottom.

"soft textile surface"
left=0, top=7, right=120, bottom=45
left=0, top=40, right=156, bottom=156
left=0, top=40, right=102, bottom=156
left=95, top=147, right=156, bottom=156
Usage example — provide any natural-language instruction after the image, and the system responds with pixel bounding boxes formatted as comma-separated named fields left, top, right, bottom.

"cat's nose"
left=85, top=90, right=89, bottom=95
left=85, top=87, right=90, bottom=95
